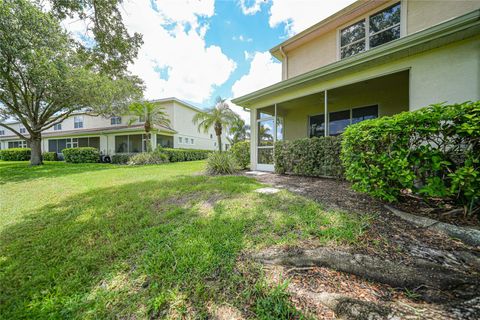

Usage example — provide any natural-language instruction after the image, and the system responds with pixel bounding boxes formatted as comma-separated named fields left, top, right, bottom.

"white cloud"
left=238, top=0, right=266, bottom=15
left=232, top=34, right=253, bottom=42
left=118, top=0, right=236, bottom=103
left=269, top=0, right=357, bottom=36
left=227, top=99, right=250, bottom=124
left=231, top=51, right=281, bottom=99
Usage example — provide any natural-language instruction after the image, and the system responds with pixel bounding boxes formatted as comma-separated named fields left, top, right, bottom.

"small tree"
left=128, top=101, right=170, bottom=152
left=0, top=0, right=142, bottom=165
left=193, top=97, right=238, bottom=152
left=228, top=117, right=250, bottom=145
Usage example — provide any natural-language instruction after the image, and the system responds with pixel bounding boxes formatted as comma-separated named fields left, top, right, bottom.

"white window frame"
left=111, top=116, right=122, bottom=125
left=53, top=123, right=62, bottom=131
left=74, top=116, right=84, bottom=129
left=66, top=138, right=78, bottom=149
left=9, top=140, right=27, bottom=148
left=19, top=126, right=26, bottom=134
left=190, top=138, right=194, bottom=145
left=337, top=1, right=405, bottom=60
left=0, top=129, right=4, bottom=136
left=179, top=137, right=183, bottom=144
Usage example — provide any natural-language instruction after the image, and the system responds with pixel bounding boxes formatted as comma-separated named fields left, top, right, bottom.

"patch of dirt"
left=248, top=172, right=480, bottom=318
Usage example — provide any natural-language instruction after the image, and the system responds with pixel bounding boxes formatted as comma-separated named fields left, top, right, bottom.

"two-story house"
left=232, top=0, right=480, bottom=171
left=0, top=98, right=228, bottom=156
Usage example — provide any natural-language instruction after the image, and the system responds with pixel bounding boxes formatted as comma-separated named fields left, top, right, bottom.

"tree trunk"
left=215, top=122, right=223, bottom=152
left=29, top=135, right=43, bottom=166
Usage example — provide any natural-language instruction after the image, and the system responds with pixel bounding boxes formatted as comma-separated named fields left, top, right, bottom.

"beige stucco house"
left=232, top=0, right=480, bottom=171
left=0, top=98, right=228, bottom=157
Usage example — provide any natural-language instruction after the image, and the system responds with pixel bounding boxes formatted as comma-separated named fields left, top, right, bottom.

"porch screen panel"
left=88, top=137, right=100, bottom=149
left=352, top=105, right=378, bottom=124
left=276, top=117, right=284, bottom=141
left=57, top=139, right=67, bottom=152
left=258, top=119, right=274, bottom=147
left=309, top=115, right=325, bottom=138
left=48, top=140, right=58, bottom=153
left=257, top=148, right=273, bottom=165
left=129, top=134, right=143, bottom=153
left=329, top=110, right=350, bottom=136
left=115, top=136, right=129, bottom=153
left=78, top=138, right=89, bottom=147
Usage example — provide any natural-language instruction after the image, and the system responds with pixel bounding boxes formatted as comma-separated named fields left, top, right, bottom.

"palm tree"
left=193, top=97, right=238, bottom=152
left=128, top=101, right=170, bottom=152
left=258, top=124, right=273, bottom=143
left=228, top=117, right=250, bottom=145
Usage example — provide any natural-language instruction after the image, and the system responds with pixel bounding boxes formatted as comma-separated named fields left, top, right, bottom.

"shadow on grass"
left=0, top=174, right=306, bottom=318
left=0, top=173, right=364, bottom=318
left=0, top=161, right=117, bottom=185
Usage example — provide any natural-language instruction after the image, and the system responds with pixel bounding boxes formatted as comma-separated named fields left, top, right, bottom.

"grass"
left=0, top=160, right=369, bottom=319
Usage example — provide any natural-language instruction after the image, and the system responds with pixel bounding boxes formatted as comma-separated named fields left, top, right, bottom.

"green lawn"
left=0, top=161, right=368, bottom=319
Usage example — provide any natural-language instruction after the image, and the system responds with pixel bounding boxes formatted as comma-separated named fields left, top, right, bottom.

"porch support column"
left=324, top=90, right=328, bottom=137
left=273, top=103, right=277, bottom=143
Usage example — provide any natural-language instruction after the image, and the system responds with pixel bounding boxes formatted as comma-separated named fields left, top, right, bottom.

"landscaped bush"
left=161, top=148, right=211, bottom=162
left=341, top=101, right=480, bottom=210
left=0, top=148, right=31, bottom=161
left=42, top=152, right=58, bottom=161
left=205, top=152, right=238, bottom=175
left=229, top=141, right=250, bottom=169
left=111, top=153, right=134, bottom=164
left=62, top=147, right=99, bottom=163
left=128, top=151, right=169, bottom=165
left=274, top=136, right=344, bottom=178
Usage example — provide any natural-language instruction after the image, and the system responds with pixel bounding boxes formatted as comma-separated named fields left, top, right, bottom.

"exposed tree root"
left=385, top=205, right=480, bottom=247
left=253, top=247, right=479, bottom=302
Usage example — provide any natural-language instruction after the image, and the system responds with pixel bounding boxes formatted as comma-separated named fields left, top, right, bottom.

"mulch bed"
left=248, top=174, right=480, bottom=319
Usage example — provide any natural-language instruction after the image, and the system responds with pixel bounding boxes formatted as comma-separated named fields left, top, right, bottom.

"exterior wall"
left=407, top=0, right=480, bottom=34
left=170, top=101, right=228, bottom=150
left=284, top=0, right=480, bottom=78
left=0, top=99, right=226, bottom=153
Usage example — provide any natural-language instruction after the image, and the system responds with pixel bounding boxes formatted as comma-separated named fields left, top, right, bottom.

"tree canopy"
left=0, top=0, right=143, bottom=165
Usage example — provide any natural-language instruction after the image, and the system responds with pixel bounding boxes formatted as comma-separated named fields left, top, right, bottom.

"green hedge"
left=42, top=152, right=58, bottom=161
left=0, top=148, right=31, bottom=161
left=62, top=147, right=99, bottom=163
left=111, top=153, right=135, bottom=164
left=161, top=148, right=211, bottom=162
left=229, top=141, right=250, bottom=170
left=274, top=137, right=344, bottom=178
left=341, top=101, right=480, bottom=208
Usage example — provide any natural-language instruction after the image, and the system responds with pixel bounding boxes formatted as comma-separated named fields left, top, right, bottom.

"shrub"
left=274, top=136, right=344, bottom=178
left=111, top=153, right=134, bottom=164
left=42, top=152, right=58, bottom=161
left=161, top=148, right=211, bottom=162
left=341, top=101, right=480, bottom=209
left=0, top=148, right=31, bottom=161
left=128, top=151, right=169, bottom=165
left=62, top=147, right=99, bottom=163
left=229, top=141, right=250, bottom=170
left=205, top=152, right=238, bottom=175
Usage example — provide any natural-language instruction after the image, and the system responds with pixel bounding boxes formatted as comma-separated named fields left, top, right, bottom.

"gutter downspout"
left=279, top=46, right=288, bottom=80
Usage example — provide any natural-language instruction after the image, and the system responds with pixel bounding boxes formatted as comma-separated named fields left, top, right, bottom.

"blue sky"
left=66, top=0, right=356, bottom=117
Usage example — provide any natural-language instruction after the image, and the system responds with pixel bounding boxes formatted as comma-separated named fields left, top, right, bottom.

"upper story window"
left=111, top=116, right=122, bottom=125
left=0, top=129, right=4, bottom=135
left=19, top=126, right=26, bottom=134
left=340, top=2, right=401, bottom=59
left=179, top=137, right=183, bottom=144
left=138, top=115, right=146, bottom=123
left=53, top=123, right=62, bottom=131
left=74, top=116, right=84, bottom=129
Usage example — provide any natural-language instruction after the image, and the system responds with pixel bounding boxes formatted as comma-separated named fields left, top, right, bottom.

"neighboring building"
left=0, top=98, right=227, bottom=155
left=232, top=0, right=480, bottom=171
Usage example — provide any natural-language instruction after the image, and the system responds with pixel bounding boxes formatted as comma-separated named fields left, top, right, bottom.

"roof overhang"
left=233, top=9, right=480, bottom=108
